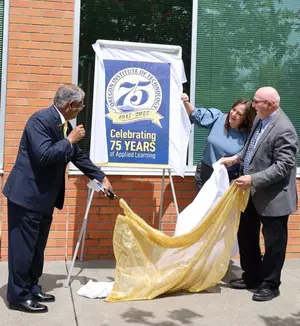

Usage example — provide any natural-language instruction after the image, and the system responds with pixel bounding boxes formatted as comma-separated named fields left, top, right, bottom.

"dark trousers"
left=195, top=162, right=213, bottom=193
left=238, top=196, right=288, bottom=289
left=7, top=200, right=53, bottom=302
left=195, top=161, right=240, bottom=193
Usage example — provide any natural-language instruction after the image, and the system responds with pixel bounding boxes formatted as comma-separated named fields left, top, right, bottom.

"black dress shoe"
left=9, top=299, right=48, bottom=313
left=252, top=287, right=280, bottom=302
left=33, top=292, right=55, bottom=302
left=230, top=278, right=260, bottom=289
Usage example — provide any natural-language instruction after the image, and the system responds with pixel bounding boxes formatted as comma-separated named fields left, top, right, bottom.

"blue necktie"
left=243, top=120, right=262, bottom=175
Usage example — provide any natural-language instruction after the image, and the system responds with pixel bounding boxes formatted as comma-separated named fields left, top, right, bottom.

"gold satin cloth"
left=105, top=184, right=250, bottom=302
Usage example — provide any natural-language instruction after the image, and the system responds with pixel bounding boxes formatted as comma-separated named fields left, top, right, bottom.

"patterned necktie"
left=63, top=121, right=68, bottom=138
left=243, top=120, right=262, bottom=175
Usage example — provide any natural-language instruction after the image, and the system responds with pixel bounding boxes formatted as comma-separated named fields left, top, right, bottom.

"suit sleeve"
left=26, top=116, right=72, bottom=165
left=71, top=144, right=106, bottom=181
left=251, top=128, right=298, bottom=188
left=237, top=146, right=247, bottom=161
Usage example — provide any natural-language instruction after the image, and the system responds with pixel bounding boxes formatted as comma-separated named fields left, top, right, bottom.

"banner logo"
left=106, top=67, right=163, bottom=127
left=104, top=60, right=170, bottom=165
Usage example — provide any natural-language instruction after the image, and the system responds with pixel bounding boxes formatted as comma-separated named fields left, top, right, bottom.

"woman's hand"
left=219, top=155, right=239, bottom=167
left=181, top=93, right=194, bottom=116
left=181, top=93, right=189, bottom=102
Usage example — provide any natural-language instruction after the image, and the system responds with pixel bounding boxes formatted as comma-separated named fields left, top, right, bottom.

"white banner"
left=90, top=40, right=191, bottom=176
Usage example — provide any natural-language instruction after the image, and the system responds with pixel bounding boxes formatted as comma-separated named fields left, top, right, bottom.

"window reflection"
left=78, top=0, right=193, bottom=154
left=194, top=0, right=300, bottom=165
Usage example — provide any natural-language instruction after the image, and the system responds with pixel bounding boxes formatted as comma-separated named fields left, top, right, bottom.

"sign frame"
left=90, top=39, right=184, bottom=171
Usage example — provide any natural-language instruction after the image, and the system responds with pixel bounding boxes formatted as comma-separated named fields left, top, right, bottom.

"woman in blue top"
left=182, top=94, right=256, bottom=192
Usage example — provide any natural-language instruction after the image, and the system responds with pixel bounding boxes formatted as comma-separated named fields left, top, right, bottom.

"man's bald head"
left=255, top=87, right=280, bottom=104
left=253, top=86, right=280, bottom=119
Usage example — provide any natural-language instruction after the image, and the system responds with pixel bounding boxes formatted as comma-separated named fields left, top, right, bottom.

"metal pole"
left=80, top=187, right=91, bottom=261
left=158, top=169, right=166, bottom=230
left=65, top=189, right=95, bottom=287
left=168, top=169, right=179, bottom=218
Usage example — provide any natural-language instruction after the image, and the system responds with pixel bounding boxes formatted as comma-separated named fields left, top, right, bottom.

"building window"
left=77, top=0, right=193, bottom=159
left=194, top=1, right=300, bottom=167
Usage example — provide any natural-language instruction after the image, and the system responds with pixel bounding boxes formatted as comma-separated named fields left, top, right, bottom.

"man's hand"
left=235, top=175, right=252, bottom=189
left=219, top=155, right=239, bottom=167
left=67, top=124, right=86, bottom=144
left=101, top=176, right=113, bottom=196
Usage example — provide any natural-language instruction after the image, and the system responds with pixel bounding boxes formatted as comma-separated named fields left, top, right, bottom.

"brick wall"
left=45, top=175, right=195, bottom=261
left=1, top=0, right=74, bottom=260
left=0, top=0, right=300, bottom=261
left=0, top=175, right=3, bottom=252
left=286, top=182, right=300, bottom=258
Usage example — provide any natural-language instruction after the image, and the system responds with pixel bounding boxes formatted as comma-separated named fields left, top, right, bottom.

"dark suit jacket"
left=238, top=108, right=298, bottom=216
left=3, top=105, right=105, bottom=215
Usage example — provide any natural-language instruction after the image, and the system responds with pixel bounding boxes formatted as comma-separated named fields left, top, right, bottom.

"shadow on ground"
left=0, top=272, right=94, bottom=306
left=197, top=260, right=243, bottom=294
left=121, top=307, right=203, bottom=326
left=72, top=260, right=115, bottom=270
left=220, top=260, right=242, bottom=286
left=260, top=311, right=300, bottom=326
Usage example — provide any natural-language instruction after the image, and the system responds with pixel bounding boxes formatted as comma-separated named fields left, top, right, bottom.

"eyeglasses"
left=252, top=99, right=268, bottom=104
left=70, top=101, right=85, bottom=110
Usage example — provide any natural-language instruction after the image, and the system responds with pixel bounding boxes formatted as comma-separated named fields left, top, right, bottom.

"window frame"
left=70, top=0, right=197, bottom=176
left=0, top=0, right=9, bottom=173
left=70, top=0, right=299, bottom=177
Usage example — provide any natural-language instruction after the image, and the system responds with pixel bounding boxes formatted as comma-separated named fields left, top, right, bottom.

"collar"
left=54, top=105, right=66, bottom=124
left=261, top=108, right=279, bottom=127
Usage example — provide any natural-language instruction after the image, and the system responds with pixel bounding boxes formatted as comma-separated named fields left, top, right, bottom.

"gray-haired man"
left=3, top=84, right=112, bottom=313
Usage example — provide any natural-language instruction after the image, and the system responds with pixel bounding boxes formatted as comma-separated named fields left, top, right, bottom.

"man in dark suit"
left=221, top=86, right=298, bottom=302
left=3, top=84, right=113, bottom=313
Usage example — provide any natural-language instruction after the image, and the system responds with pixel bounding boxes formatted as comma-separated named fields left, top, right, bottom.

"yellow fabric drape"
left=105, top=183, right=250, bottom=302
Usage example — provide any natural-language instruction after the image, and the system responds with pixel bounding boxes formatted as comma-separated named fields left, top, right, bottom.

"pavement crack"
left=65, top=259, right=79, bottom=326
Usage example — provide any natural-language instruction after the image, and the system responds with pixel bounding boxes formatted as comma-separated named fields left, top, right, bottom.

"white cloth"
left=174, top=161, right=229, bottom=236
left=90, top=40, right=190, bottom=177
left=77, top=161, right=238, bottom=299
left=77, top=280, right=114, bottom=299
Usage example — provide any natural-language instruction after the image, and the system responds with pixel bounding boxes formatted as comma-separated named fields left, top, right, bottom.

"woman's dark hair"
left=224, top=98, right=256, bottom=133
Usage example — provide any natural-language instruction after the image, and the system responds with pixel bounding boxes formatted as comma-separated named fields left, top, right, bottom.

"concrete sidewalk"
left=0, top=259, right=300, bottom=326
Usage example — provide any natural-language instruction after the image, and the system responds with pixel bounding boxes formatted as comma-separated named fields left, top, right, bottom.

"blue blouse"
left=190, top=107, right=248, bottom=168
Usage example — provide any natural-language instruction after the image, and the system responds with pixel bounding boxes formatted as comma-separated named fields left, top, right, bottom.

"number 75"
left=111, top=140, right=122, bottom=151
